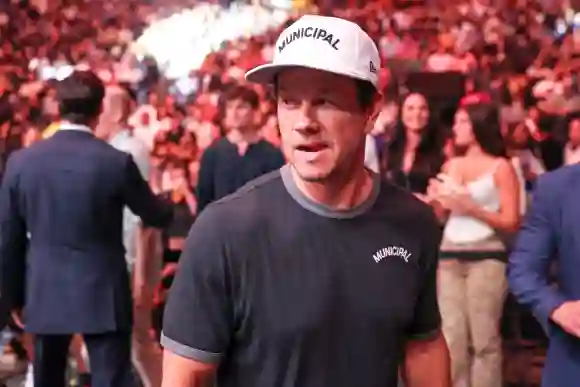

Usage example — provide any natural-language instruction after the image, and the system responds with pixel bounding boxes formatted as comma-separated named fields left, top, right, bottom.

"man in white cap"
left=161, top=15, right=450, bottom=387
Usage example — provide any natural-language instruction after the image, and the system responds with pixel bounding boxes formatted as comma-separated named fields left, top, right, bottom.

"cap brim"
left=244, top=63, right=297, bottom=85
left=245, top=63, right=377, bottom=89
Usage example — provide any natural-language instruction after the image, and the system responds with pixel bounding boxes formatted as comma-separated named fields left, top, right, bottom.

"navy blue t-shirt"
left=162, top=165, right=442, bottom=387
left=196, top=138, right=285, bottom=213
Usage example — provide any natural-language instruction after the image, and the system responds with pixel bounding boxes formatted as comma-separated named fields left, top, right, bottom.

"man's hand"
left=550, top=301, right=580, bottom=337
left=403, top=331, right=451, bottom=387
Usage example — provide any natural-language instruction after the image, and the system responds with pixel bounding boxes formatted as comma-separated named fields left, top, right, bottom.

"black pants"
left=33, top=331, right=136, bottom=387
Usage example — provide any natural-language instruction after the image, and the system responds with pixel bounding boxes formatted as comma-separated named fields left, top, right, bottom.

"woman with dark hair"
left=426, top=103, right=520, bottom=387
left=382, top=92, right=445, bottom=195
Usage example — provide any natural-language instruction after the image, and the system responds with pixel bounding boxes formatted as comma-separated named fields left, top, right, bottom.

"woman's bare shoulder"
left=441, top=156, right=467, bottom=173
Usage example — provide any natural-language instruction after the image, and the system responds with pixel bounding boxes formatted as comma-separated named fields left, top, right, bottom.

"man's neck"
left=226, top=129, right=261, bottom=144
left=227, top=129, right=262, bottom=156
left=291, top=162, right=373, bottom=210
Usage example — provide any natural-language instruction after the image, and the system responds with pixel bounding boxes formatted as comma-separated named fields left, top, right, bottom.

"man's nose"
left=293, top=101, right=319, bottom=134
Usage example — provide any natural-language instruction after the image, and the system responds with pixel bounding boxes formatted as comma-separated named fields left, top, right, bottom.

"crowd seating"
left=2, top=0, right=580, bottom=385
left=134, top=3, right=290, bottom=79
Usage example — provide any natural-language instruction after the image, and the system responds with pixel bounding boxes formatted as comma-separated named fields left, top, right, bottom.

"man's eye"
left=313, top=98, right=335, bottom=107
left=280, top=97, right=299, bottom=107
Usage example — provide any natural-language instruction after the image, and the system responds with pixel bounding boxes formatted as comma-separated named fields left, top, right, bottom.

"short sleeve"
left=161, top=206, right=234, bottom=364
left=405, top=211, right=442, bottom=340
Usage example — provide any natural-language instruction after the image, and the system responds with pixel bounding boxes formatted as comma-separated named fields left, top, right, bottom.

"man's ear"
left=364, top=93, right=382, bottom=135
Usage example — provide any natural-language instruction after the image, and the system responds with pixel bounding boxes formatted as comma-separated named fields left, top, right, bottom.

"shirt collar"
left=58, top=121, right=93, bottom=133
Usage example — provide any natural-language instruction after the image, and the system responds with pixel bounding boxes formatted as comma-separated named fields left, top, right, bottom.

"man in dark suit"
left=0, top=69, right=172, bottom=387
left=508, top=165, right=580, bottom=387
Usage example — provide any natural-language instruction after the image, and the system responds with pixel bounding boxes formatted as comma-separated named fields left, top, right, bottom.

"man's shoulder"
left=24, top=134, right=130, bottom=166
left=206, top=138, right=229, bottom=152
left=199, top=138, right=228, bottom=160
left=257, top=139, right=282, bottom=152
left=541, top=164, right=580, bottom=182
left=536, top=164, right=580, bottom=197
left=206, top=168, right=283, bottom=211
left=75, top=135, right=133, bottom=163
left=195, top=169, right=284, bottom=232
left=6, top=139, right=59, bottom=166
left=2, top=147, right=28, bottom=177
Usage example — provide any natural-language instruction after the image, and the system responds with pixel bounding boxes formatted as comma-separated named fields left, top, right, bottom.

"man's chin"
left=292, top=165, right=333, bottom=183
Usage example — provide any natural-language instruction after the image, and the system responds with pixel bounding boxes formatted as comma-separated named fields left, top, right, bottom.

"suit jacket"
left=508, top=164, right=580, bottom=387
left=0, top=128, right=172, bottom=334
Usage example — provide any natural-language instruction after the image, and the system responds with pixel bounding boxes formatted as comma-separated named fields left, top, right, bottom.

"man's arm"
left=402, top=209, right=450, bottom=387
left=0, top=154, right=28, bottom=323
left=161, top=206, right=234, bottom=386
left=162, top=350, right=217, bottom=387
left=507, top=172, right=566, bottom=327
left=403, top=331, right=450, bottom=387
left=123, top=155, right=172, bottom=228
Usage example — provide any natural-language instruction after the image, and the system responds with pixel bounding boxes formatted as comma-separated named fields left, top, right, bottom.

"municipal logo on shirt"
left=373, top=246, right=411, bottom=263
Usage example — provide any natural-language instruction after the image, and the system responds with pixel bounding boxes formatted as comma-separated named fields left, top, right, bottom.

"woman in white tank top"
left=426, top=104, right=520, bottom=387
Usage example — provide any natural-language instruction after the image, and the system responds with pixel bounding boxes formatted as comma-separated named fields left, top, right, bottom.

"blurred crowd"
left=3, top=0, right=580, bottom=194
left=3, top=0, right=580, bottom=384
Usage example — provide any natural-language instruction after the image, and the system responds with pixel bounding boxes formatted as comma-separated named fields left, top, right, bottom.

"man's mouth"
left=295, top=143, right=328, bottom=153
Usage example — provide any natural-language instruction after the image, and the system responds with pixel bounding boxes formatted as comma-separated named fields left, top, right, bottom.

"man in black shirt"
left=161, top=14, right=450, bottom=387
left=196, top=84, right=285, bottom=212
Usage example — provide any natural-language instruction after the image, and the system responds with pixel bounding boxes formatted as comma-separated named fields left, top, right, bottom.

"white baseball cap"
left=245, top=15, right=381, bottom=89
